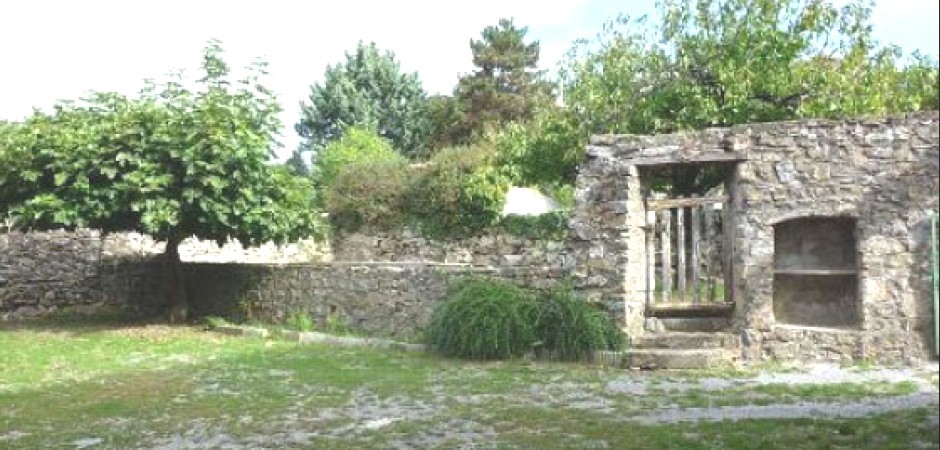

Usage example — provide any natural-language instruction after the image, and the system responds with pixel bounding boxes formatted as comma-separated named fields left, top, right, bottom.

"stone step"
left=655, top=317, right=731, bottom=332
left=635, top=332, right=740, bottom=350
left=622, top=348, right=737, bottom=370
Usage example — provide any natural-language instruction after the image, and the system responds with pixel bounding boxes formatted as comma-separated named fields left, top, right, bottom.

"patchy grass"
left=1, top=318, right=937, bottom=449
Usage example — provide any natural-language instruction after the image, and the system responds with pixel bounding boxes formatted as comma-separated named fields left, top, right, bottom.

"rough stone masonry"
left=2, top=112, right=938, bottom=364
left=573, top=111, right=939, bottom=363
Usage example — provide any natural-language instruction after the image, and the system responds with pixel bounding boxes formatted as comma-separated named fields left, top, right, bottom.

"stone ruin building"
left=2, top=112, right=938, bottom=366
left=571, top=111, right=939, bottom=365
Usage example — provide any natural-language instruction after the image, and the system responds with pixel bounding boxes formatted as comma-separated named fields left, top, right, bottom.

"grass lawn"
left=1, top=317, right=937, bottom=449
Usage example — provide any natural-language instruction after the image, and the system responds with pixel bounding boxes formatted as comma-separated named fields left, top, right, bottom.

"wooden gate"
left=644, top=195, right=733, bottom=314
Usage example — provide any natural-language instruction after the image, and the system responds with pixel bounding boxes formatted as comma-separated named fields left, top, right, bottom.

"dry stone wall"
left=183, top=263, right=567, bottom=338
left=0, top=230, right=163, bottom=319
left=331, top=229, right=571, bottom=267
left=579, top=111, right=939, bottom=364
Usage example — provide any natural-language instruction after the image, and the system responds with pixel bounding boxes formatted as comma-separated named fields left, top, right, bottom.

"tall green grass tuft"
left=533, top=287, right=625, bottom=361
left=425, top=278, right=538, bottom=360
left=426, top=278, right=626, bottom=361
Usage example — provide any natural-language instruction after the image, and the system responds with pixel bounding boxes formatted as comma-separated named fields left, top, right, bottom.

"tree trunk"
left=163, top=235, right=189, bottom=323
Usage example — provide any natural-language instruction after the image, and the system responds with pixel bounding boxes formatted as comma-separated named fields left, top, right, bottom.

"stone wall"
left=101, top=232, right=329, bottom=264
left=331, top=229, right=571, bottom=267
left=580, top=111, right=939, bottom=364
left=182, top=263, right=567, bottom=338
left=731, top=113, right=939, bottom=363
left=0, top=230, right=163, bottom=319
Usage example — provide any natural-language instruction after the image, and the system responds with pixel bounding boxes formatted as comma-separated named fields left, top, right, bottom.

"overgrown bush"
left=533, top=287, right=625, bottom=361
left=284, top=310, right=315, bottom=332
left=409, top=146, right=510, bottom=239
left=490, top=111, right=586, bottom=188
left=324, top=158, right=412, bottom=232
left=425, top=278, right=538, bottom=360
left=499, top=211, right=569, bottom=240
left=313, top=126, right=401, bottom=192
left=426, top=278, right=625, bottom=362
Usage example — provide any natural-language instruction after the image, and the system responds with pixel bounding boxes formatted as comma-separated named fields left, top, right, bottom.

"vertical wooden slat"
left=691, top=204, right=701, bottom=304
left=676, top=205, right=686, bottom=303
left=721, top=197, right=734, bottom=303
left=646, top=211, right=657, bottom=307
left=660, top=209, right=672, bottom=304
left=703, top=203, right=716, bottom=303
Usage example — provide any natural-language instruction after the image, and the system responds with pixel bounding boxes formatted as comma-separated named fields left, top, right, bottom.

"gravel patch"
left=607, top=363, right=939, bottom=395
left=632, top=391, right=939, bottom=424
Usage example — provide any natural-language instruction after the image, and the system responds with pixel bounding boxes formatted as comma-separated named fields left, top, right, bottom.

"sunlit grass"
left=1, top=317, right=936, bottom=449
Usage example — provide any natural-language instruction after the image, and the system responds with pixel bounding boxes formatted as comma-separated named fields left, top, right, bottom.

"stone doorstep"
left=635, top=332, right=741, bottom=350
left=655, top=317, right=732, bottom=333
left=621, top=348, right=738, bottom=370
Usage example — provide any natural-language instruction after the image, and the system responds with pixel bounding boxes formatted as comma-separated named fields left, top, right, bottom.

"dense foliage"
left=295, top=42, right=431, bottom=159
left=0, top=42, right=321, bottom=319
left=532, top=287, right=626, bottom=361
left=408, top=146, right=510, bottom=239
left=323, top=157, right=412, bottom=232
left=425, top=278, right=538, bottom=360
left=561, top=0, right=939, bottom=136
left=425, top=278, right=625, bottom=361
left=312, top=126, right=401, bottom=193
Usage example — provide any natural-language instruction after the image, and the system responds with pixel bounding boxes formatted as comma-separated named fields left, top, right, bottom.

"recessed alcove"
left=773, top=217, right=859, bottom=328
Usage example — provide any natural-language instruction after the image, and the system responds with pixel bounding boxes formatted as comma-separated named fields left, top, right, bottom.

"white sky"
left=2, top=0, right=937, bottom=160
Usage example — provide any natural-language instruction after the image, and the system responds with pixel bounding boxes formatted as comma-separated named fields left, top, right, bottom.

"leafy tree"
left=453, top=19, right=555, bottom=140
left=284, top=149, right=311, bottom=177
left=490, top=109, right=585, bottom=188
left=563, top=0, right=938, bottom=135
left=0, top=42, right=322, bottom=320
left=426, top=95, right=472, bottom=151
left=561, top=0, right=939, bottom=192
left=295, top=42, right=432, bottom=158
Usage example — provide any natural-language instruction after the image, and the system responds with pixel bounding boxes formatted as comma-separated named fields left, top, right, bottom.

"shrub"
left=324, top=157, right=412, bottom=232
left=533, top=287, right=625, bottom=361
left=409, top=146, right=509, bottom=239
left=499, top=211, right=570, bottom=240
left=284, top=310, right=315, bottom=332
left=425, top=278, right=538, bottom=360
left=425, top=278, right=626, bottom=362
left=490, top=112, right=586, bottom=187
left=313, top=126, right=401, bottom=192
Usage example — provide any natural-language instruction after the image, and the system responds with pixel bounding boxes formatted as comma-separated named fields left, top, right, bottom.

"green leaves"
left=296, top=42, right=432, bottom=159
left=452, top=19, right=555, bottom=146
left=0, top=42, right=323, bottom=247
left=562, top=0, right=939, bottom=137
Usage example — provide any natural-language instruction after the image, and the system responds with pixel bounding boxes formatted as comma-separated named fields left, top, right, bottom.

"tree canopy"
left=446, top=19, right=555, bottom=146
left=561, top=0, right=939, bottom=136
left=295, top=42, right=431, bottom=159
left=0, top=41, right=321, bottom=318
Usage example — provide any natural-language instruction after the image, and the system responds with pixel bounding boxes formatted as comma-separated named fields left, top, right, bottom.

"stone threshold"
left=773, top=324, right=861, bottom=334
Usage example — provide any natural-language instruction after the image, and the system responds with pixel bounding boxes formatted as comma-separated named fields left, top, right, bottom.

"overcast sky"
left=2, top=0, right=937, bottom=160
